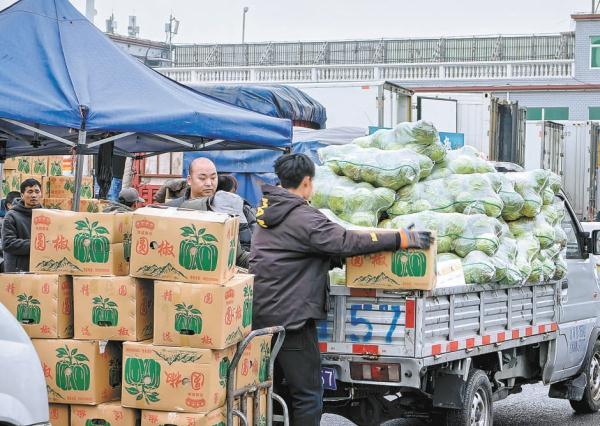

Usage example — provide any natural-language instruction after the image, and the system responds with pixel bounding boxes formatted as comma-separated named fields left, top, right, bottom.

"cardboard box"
left=235, top=334, right=272, bottom=390
left=234, top=390, right=268, bottom=426
left=48, top=156, right=64, bottom=176
left=4, top=169, right=21, bottom=193
left=153, top=274, right=252, bottom=349
left=71, top=402, right=138, bottom=426
left=32, top=338, right=122, bottom=405
left=15, top=156, right=32, bottom=174
left=130, top=207, right=239, bottom=285
left=42, top=175, right=50, bottom=196
left=49, top=403, right=70, bottom=426
left=73, top=276, right=153, bottom=341
left=0, top=273, right=73, bottom=338
left=141, top=408, right=225, bottom=426
left=49, top=176, right=94, bottom=199
left=42, top=198, right=110, bottom=213
left=30, top=209, right=132, bottom=276
left=3, top=156, right=20, bottom=170
left=31, top=157, right=49, bottom=175
left=121, top=341, right=235, bottom=413
left=346, top=241, right=437, bottom=290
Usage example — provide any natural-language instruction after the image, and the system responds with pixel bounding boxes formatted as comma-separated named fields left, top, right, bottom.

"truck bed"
left=318, top=281, right=559, bottom=364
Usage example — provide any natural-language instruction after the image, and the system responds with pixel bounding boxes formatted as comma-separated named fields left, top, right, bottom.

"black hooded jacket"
left=2, top=199, right=41, bottom=272
left=249, top=185, right=400, bottom=330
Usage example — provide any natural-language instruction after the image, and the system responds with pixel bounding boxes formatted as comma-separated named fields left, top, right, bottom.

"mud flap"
left=432, top=374, right=467, bottom=409
left=548, top=372, right=587, bottom=401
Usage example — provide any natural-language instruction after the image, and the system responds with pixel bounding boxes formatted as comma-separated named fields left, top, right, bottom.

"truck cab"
left=320, top=191, right=600, bottom=425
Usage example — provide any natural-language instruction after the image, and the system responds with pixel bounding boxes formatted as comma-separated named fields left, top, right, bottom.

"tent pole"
left=72, top=129, right=87, bottom=212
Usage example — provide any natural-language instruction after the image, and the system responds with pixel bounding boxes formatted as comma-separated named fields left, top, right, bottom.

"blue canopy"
left=189, top=84, right=327, bottom=129
left=0, top=0, right=292, bottom=155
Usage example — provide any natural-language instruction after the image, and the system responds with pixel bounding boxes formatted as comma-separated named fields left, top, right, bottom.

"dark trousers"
left=274, top=320, right=323, bottom=426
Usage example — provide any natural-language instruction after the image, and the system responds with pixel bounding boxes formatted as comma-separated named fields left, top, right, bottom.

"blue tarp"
left=0, top=0, right=292, bottom=155
left=183, top=127, right=365, bottom=206
left=189, top=84, right=327, bottom=129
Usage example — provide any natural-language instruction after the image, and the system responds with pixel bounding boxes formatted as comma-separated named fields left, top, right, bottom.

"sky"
left=71, top=0, right=594, bottom=44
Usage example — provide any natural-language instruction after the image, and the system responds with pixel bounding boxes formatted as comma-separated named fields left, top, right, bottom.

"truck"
left=319, top=184, right=600, bottom=425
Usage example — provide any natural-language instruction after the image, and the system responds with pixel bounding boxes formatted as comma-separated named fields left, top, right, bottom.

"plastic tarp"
left=183, top=127, right=366, bottom=206
left=189, top=84, right=327, bottom=129
left=0, top=0, right=292, bottom=155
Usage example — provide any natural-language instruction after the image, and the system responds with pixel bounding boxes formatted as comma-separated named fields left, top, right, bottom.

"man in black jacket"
left=249, top=154, right=431, bottom=426
left=2, top=178, right=42, bottom=272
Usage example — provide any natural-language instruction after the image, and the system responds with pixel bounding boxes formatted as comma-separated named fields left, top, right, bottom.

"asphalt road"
left=321, top=383, right=600, bottom=425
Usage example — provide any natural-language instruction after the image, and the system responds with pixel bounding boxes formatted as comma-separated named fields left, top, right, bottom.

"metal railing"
left=158, top=59, right=574, bottom=84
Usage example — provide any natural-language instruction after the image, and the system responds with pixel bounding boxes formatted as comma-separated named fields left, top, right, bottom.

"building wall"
left=574, top=19, right=600, bottom=83
left=493, top=90, right=600, bottom=121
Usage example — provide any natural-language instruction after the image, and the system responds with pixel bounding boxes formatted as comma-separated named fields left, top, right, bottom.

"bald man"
left=167, top=157, right=250, bottom=268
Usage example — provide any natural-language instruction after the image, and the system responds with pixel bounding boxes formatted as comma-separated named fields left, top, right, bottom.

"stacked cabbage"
left=315, top=120, right=568, bottom=285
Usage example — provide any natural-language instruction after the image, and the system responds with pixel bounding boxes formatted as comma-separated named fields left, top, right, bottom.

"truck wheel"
left=570, top=341, right=600, bottom=413
left=356, top=395, right=383, bottom=426
left=444, top=369, right=493, bottom=426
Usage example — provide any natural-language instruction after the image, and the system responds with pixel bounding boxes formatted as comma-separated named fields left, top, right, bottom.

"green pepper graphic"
left=85, top=421, right=110, bottom=426
left=55, top=345, right=91, bottom=391
left=86, top=202, right=99, bottom=213
left=227, top=239, right=236, bottom=269
left=124, top=357, right=161, bottom=403
left=219, top=357, right=230, bottom=387
left=178, top=224, right=219, bottom=271
left=92, top=296, right=119, bottom=327
left=391, top=250, right=427, bottom=277
left=74, top=218, right=110, bottom=264
left=123, top=232, right=132, bottom=261
left=16, top=293, right=41, bottom=324
left=174, top=302, right=202, bottom=335
left=81, top=183, right=93, bottom=199
left=242, top=285, right=253, bottom=328
left=50, top=160, right=62, bottom=176
left=17, top=158, right=30, bottom=173
left=258, top=341, right=270, bottom=382
left=33, top=159, right=47, bottom=175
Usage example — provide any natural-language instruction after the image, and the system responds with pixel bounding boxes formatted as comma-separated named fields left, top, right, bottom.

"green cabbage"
left=462, top=251, right=496, bottom=284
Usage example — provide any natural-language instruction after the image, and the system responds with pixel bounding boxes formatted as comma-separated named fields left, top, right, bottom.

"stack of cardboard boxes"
left=3, top=155, right=102, bottom=212
left=0, top=206, right=269, bottom=425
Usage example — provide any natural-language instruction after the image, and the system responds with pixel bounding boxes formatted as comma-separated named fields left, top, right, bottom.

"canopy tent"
left=183, top=127, right=366, bottom=206
left=189, top=84, right=327, bottom=129
left=0, top=0, right=292, bottom=208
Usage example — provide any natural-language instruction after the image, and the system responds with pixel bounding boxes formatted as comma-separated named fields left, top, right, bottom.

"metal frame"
left=226, top=326, right=288, bottom=426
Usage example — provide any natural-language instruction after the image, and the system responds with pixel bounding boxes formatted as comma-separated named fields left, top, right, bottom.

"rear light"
left=350, top=362, right=400, bottom=382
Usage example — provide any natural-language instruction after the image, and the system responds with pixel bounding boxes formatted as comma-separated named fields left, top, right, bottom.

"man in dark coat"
left=249, top=154, right=432, bottom=425
left=2, top=178, right=43, bottom=272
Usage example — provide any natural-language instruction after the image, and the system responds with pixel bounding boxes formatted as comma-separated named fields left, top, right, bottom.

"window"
left=591, top=36, right=600, bottom=68
left=560, top=200, right=582, bottom=259
left=589, top=107, right=600, bottom=120
left=526, top=107, right=569, bottom=120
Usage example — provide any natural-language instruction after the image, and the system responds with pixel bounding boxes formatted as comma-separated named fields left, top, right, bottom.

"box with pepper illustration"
left=30, top=209, right=132, bottom=276
left=42, top=198, right=109, bottom=213
left=70, top=402, right=138, bottom=426
left=49, top=403, right=70, bottom=426
left=121, top=341, right=236, bottom=413
left=141, top=408, right=225, bottom=426
left=345, top=235, right=437, bottom=290
left=32, top=338, right=122, bottom=405
left=0, top=273, right=73, bottom=338
left=130, top=207, right=240, bottom=285
left=153, top=274, right=253, bottom=350
left=3, top=169, right=21, bottom=193
left=48, top=156, right=64, bottom=176
left=234, top=390, right=268, bottom=426
left=235, top=334, right=272, bottom=390
left=48, top=175, right=94, bottom=199
left=73, top=276, right=153, bottom=341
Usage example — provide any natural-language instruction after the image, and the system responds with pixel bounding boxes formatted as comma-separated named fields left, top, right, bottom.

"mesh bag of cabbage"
left=318, top=144, right=433, bottom=190
left=311, top=166, right=395, bottom=227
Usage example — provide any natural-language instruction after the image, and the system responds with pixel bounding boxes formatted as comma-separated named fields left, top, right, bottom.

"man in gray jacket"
left=2, top=178, right=42, bottom=272
left=250, top=154, right=432, bottom=426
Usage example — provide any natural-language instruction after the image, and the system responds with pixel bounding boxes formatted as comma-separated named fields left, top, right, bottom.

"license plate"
left=321, top=367, right=337, bottom=390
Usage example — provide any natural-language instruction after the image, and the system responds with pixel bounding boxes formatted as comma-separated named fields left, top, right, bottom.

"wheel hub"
left=470, top=389, right=489, bottom=426
left=589, top=353, right=600, bottom=401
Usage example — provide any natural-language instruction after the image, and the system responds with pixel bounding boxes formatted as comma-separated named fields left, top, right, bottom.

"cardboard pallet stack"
left=0, top=206, right=270, bottom=425
left=3, top=155, right=102, bottom=212
left=125, top=206, right=269, bottom=425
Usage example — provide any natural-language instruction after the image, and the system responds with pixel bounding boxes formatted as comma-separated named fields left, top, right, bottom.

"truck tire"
left=570, top=340, right=600, bottom=413
left=443, top=369, right=493, bottom=426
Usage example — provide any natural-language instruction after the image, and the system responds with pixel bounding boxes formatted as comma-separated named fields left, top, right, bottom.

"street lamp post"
left=242, top=6, right=249, bottom=44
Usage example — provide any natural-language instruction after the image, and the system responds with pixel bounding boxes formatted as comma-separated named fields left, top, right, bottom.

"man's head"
left=273, top=154, right=315, bottom=200
left=5, top=191, right=20, bottom=210
left=187, top=157, right=218, bottom=198
left=20, top=178, right=42, bottom=208
left=118, top=188, right=144, bottom=208
left=217, top=174, right=238, bottom=193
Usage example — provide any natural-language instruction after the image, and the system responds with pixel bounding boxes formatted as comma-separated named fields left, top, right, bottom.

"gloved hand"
left=398, top=227, right=433, bottom=249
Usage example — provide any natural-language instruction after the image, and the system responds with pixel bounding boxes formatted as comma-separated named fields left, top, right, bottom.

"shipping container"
left=524, top=121, right=565, bottom=177
left=291, top=81, right=412, bottom=129
left=560, top=121, right=600, bottom=221
left=489, top=99, right=526, bottom=166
